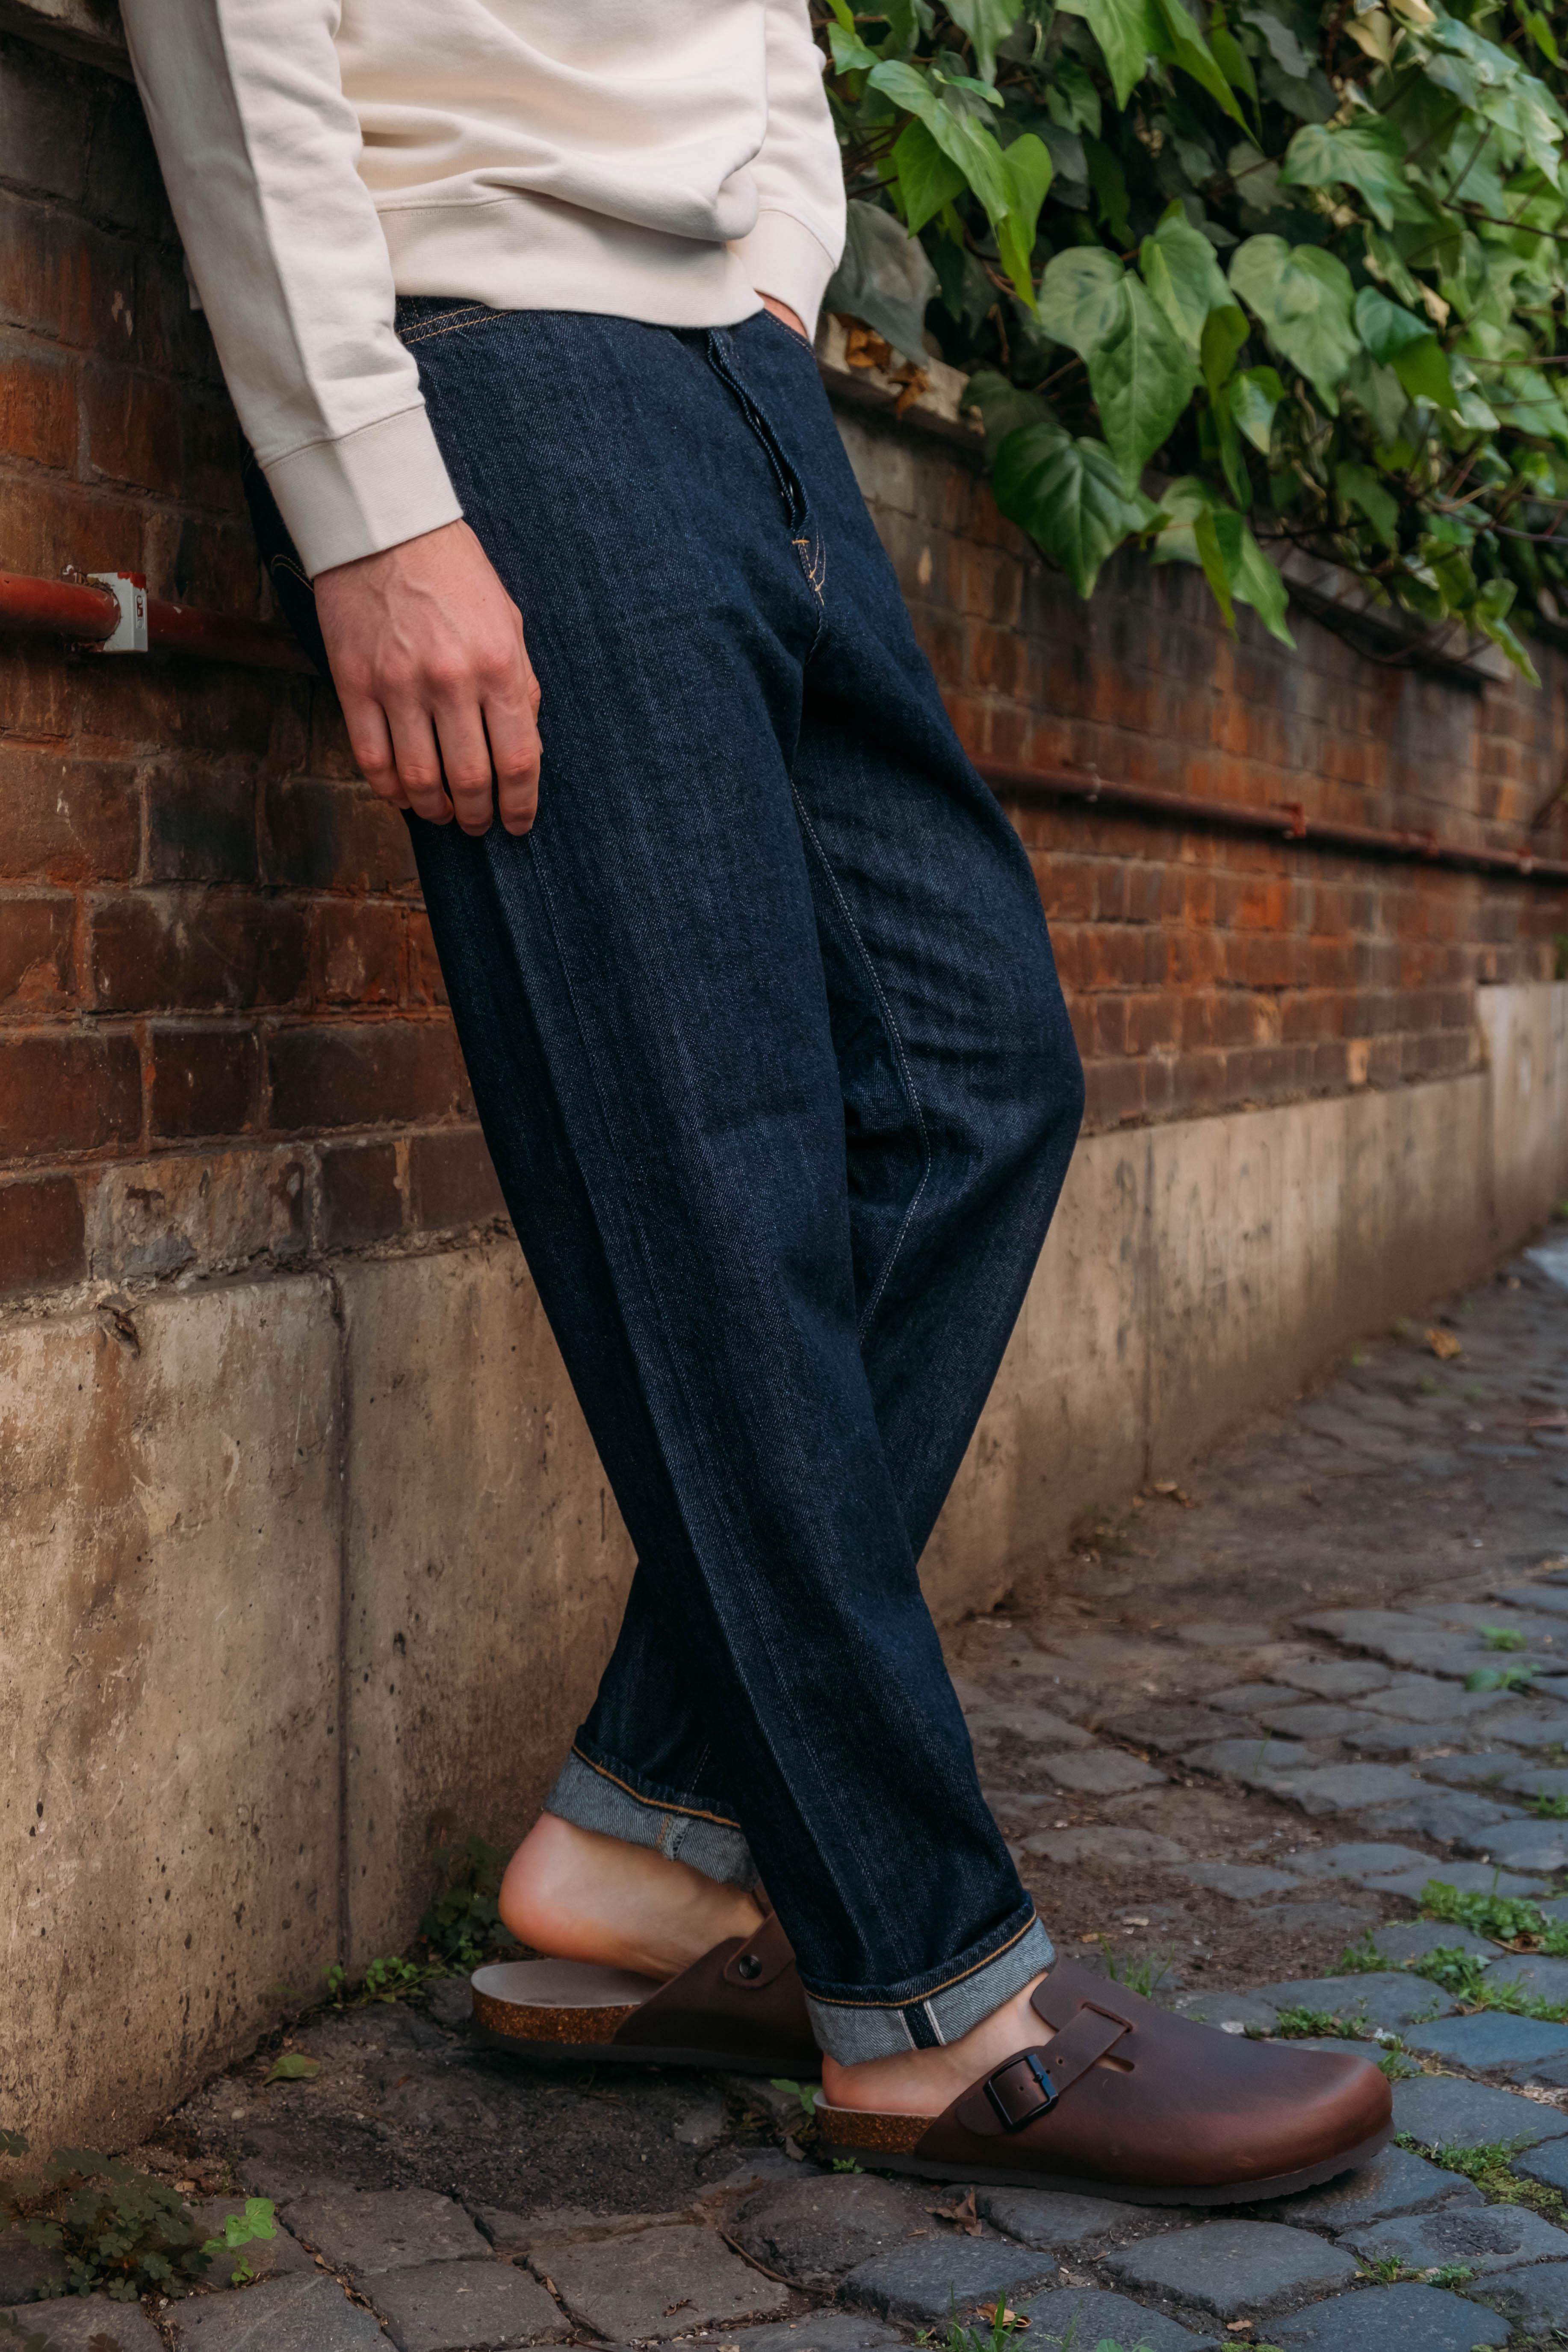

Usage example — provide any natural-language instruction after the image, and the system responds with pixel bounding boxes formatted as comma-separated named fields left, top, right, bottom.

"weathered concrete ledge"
left=3, top=982, right=1565, bottom=2150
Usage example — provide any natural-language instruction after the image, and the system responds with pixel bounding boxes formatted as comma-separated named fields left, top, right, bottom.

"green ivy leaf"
left=1208, top=17, right=1261, bottom=119
left=1353, top=286, right=1458, bottom=412
left=1148, top=0, right=1247, bottom=124
left=1229, top=363, right=1283, bottom=449
left=1077, top=0, right=1160, bottom=109
left=1036, top=245, right=1125, bottom=358
left=1200, top=301, right=1250, bottom=393
left=1279, top=117, right=1424, bottom=230
left=995, top=132, right=1054, bottom=306
left=893, top=118, right=968, bottom=233
left=946, top=0, right=1022, bottom=80
left=1334, top=458, right=1400, bottom=546
left=962, top=367, right=1055, bottom=460
left=1230, top=234, right=1358, bottom=410
left=1141, top=208, right=1234, bottom=351
left=992, top=423, right=1150, bottom=594
left=1474, top=577, right=1541, bottom=685
left=1090, top=273, right=1202, bottom=487
left=822, top=198, right=939, bottom=360
left=829, top=20, right=881, bottom=72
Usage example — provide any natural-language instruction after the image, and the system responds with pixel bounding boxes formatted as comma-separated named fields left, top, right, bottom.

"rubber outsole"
left=809, top=2121, right=1396, bottom=2203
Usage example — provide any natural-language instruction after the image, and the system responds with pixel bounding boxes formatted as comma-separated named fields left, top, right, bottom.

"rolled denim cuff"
left=803, top=1908, right=1054, bottom=2065
left=544, top=1746, right=759, bottom=1890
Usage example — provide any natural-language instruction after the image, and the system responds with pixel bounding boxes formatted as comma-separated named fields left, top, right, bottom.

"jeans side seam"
left=788, top=784, right=932, bottom=1338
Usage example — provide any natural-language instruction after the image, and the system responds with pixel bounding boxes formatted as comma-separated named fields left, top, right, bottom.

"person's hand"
left=314, top=519, right=541, bottom=837
left=760, top=295, right=810, bottom=343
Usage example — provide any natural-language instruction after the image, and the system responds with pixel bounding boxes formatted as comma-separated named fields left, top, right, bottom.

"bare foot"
left=499, top=1812, right=764, bottom=1982
left=821, top=1973, right=1052, bottom=2116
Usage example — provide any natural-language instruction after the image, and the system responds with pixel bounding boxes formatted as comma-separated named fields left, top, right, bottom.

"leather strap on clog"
left=956, top=2000, right=1132, bottom=2136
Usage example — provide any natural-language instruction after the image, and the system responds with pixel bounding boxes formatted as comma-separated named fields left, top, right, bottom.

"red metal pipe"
left=0, top=570, right=121, bottom=643
left=977, top=756, right=1568, bottom=887
left=0, top=566, right=314, bottom=674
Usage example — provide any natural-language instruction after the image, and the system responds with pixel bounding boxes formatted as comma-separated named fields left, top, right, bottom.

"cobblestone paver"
left=9, top=1251, right=1568, bottom=2349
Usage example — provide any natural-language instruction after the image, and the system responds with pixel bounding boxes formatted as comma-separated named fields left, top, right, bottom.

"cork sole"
left=813, top=2107, right=1395, bottom=2204
left=469, top=1959, right=802, bottom=2074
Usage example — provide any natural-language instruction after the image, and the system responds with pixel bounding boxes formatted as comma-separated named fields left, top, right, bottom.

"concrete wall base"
left=5, top=981, right=1565, bottom=2148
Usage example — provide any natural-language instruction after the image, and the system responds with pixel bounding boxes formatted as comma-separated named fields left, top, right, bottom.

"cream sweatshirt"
left=119, top=0, right=847, bottom=577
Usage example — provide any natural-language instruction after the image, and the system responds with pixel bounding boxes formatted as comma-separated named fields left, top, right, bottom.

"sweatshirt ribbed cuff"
left=729, top=209, right=841, bottom=343
left=263, top=402, right=464, bottom=578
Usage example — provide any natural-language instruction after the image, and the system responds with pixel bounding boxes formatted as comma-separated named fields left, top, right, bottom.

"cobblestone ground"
left=10, top=1245, right=1568, bottom=2352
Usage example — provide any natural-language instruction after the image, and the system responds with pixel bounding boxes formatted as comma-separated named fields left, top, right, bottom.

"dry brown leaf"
left=928, top=2187, right=983, bottom=2235
left=1426, top=1325, right=1463, bottom=1360
left=977, top=2303, right=1029, bottom=2331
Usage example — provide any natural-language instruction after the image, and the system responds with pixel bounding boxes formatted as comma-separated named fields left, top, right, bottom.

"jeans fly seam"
left=526, top=835, right=867, bottom=1883
left=788, top=783, right=932, bottom=1339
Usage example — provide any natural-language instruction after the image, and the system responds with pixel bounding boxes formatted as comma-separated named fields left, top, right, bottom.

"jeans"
left=247, top=302, right=1084, bottom=2062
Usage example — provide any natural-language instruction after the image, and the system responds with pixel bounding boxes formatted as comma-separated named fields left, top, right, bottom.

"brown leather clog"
left=471, top=1903, right=821, bottom=2074
left=815, top=1959, right=1393, bottom=2204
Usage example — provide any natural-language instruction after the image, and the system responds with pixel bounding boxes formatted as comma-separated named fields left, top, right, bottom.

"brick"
left=405, top=910, right=447, bottom=1006
left=83, top=366, right=183, bottom=497
left=262, top=780, right=417, bottom=892
left=0, top=1030, right=139, bottom=1157
left=407, top=1127, right=504, bottom=1232
left=145, top=767, right=258, bottom=884
left=89, top=891, right=308, bottom=1013
left=0, top=189, right=126, bottom=349
left=310, top=899, right=402, bottom=1006
left=0, top=1173, right=85, bottom=1293
left=318, top=1138, right=402, bottom=1249
left=267, top=1020, right=469, bottom=1132
left=84, top=78, right=174, bottom=240
left=0, top=341, right=77, bottom=468
left=148, top=1025, right=260, bottom=1139
left=0, top=40, right=89, bottom=200
left=0, top=891, right=74, bottom=1007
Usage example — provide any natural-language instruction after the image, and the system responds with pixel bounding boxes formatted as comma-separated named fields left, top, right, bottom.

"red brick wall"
left=0, top=33, right=502, bottom=1297
left=859, top=424, right=1568, bottom=1131
left=3, top=27, right=1566, bottom=1294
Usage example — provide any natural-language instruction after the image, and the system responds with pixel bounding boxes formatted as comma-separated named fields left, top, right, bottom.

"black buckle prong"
left=983, top=2049, right=1057, bottom=2131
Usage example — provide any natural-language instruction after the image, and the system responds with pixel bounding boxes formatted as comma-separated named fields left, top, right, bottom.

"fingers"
left=383, top=700, right=454, bottom=827
left=484, top=668, right=543, bottom=838
left=340, top=694, right=410, bottom=811
left=431, top=691, right=502, bottom=836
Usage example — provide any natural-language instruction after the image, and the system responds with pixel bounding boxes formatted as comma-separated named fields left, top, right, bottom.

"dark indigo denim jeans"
left=247, top=302, right=1084, bottom=2062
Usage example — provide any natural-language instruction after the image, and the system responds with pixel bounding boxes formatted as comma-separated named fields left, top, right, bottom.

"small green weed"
left=1411, top=1946, right=1492, bottom=2000
left=1466, top=1661, right=1540, bottom=1693
left=1534, top=1792, right=1568, bottom=1819
left=1336, top=1930, right=1386, bottom=1975
left=1418, top=1375, right=1441, bottom=1396
left=830, top=2158, right=862, bottom=2174
left=1356, top=2252, right=1406, bottom=2283
left=1273, top=2005, right=1362, bottom=2039
left=202, top=2198, right=277, bottom=2286
left=1424, top=2260, right=1474, bottom=2287
left=1098, top=1947, right=1173, bottom=2000
left=321, top=1954, right=448, bottom=2009
left=1419, top=1880, right=1568, bottom=1953
left=1482, top=1625, right=1529, bottom=1652
left=417, top=1835, right=520, bottom=1971
left=769, top=2078, right=821, bottom=2121
left=1349, top=1347, right=1367, bottom=1367
left=0, top=2132, right=275, bottom=2302
left=1375, top=2047, right=1419, bottom=2081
